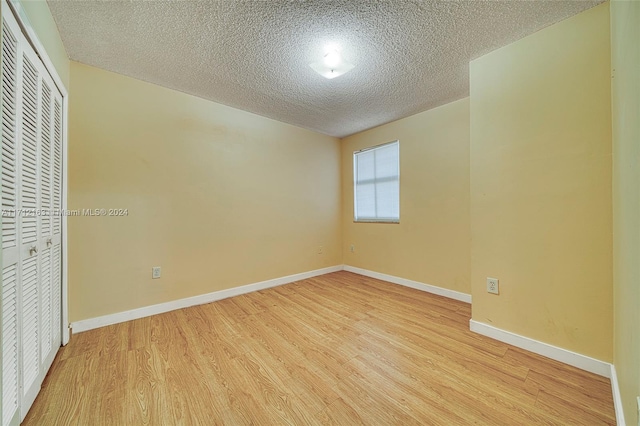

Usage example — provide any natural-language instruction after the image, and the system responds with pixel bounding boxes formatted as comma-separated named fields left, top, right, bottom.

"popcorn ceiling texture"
left=48, top=0, right=603, bottom=138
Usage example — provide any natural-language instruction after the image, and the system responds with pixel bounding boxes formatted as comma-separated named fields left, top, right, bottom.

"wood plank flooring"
left=24, top=271, right=616, bottom=425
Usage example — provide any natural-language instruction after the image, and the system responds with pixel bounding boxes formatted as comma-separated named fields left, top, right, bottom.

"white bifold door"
left=2, top=3, right=64, bottom=425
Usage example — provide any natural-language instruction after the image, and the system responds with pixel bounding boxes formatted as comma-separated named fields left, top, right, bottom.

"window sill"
left=353, top=220, right=400, bottom=224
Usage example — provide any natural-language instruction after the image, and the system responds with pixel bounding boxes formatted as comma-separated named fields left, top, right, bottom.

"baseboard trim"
left=343, top=265, right=472, bottom=303
left=469, top=319, right=611, bottom=378
left=470, top=320, right=627, bottom=423
left=610, top=364, right=627, bottom=426
left=71, top=265, right=344, bottom=333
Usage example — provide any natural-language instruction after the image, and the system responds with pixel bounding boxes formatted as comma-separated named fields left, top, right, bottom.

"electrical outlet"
left=487, top=277, right=499, bottom=295
left=318, top=246, right=323, bottom=255
left=350, top=244, right=355, bottom=253
left=152, top=266, right=161, bottom=279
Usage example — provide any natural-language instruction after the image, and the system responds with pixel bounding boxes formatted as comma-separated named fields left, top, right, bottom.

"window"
left=353, top=140, right=399, bottom=222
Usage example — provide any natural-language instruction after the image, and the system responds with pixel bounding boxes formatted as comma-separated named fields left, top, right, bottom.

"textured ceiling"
left=48, top=0, right=603, bottom=138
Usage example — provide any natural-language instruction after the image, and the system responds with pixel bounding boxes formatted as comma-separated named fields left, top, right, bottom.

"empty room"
left=1, top=0, right=638, bottom=424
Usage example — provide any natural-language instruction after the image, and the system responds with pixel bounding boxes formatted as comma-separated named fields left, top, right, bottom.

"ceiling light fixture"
left=310, top=49, right=354, bottom=80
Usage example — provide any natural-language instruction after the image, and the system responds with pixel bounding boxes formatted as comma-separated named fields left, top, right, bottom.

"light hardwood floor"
left=24, top=271, right=615, bottom=425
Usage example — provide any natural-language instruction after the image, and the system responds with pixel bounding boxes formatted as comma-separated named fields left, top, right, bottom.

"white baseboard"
left=470, top=321, right=628, bottom=424
left=469, top=319, right=611, bottom=377
left=610, top=364, right=627, bottom=426
left=343, top=265, right=472, bottom=303
left=71, top=265, right=343, bottom=333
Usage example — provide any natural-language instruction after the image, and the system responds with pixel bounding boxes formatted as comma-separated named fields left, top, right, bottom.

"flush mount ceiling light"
left=309, top=49, right=354, bottom=79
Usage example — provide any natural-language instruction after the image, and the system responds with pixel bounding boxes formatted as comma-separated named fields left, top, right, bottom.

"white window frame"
left=353, top=140, right=400, bottom=223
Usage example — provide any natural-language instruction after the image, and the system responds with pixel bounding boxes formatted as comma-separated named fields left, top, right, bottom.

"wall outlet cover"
left=487, top=277, right=499, bottom=295
left=152, top=266, right=161, bottom=279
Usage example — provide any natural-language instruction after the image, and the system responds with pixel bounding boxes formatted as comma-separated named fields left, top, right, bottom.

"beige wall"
left=15, top=0, right=69, bottom=88
left=341, top=98, right=471, bottom=295
left=611, top=0, right=640, bottom=422
left=68, top=62, right=341, bottom=322
left=469, top=3, right=612, bottom=361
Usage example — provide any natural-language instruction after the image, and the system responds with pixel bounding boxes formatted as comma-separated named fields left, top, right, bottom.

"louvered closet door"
left=38, top=64, right=61, bottom=373
left=19, top=38, right=43, bottom=416
left=1, top=3, right=64, bottom=424
left=19, top=36, right=63, bottom=419
left=50, top=86, right=62, bottom=349
left=1, top=11, right=22, bottom=426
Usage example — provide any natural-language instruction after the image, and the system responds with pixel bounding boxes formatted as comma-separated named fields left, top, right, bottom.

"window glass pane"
left=353, top=141, right=399, bottom=222
left=356, top=150, right=375, bottom=182
left=355, top=183, right=376, bottom=219
left=374, top=144, right=398, bottom=179
left=375, top=179, right=399, bottom=219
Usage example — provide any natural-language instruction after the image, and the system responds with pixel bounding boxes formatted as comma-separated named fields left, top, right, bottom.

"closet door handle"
left=46, top=238, right=52, bottom=246
left=29, top=246, right=38, bottom=256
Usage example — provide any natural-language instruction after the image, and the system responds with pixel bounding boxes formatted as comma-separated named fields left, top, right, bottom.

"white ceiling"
left=48, top=0, right=603, bottom=138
